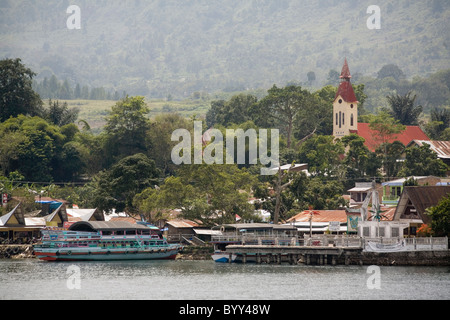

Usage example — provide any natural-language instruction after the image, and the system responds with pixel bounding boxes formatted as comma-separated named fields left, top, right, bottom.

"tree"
left=368, top=111, right=406, bottom=155
left=376, top=141, right=405, bottom=178
left=377, top=64, right=405, bottom=81
left=44, top=99, right=79, bottom=126
left=386, top=91, right=423, bottom=125
left=103, top=96, right=150, bottom=165
left=91, top=153, right=159, bottom=214
left=255, top=85, right=312, bottom=148
left=424, top=107, right=450, bottom=140
left=399, top=144, right=448, bottom=177
left=0, top=58, right=43, bottom=122
left=298, top=135, right=344, bottom=177
left=288, top=173, right=347, bottom=211
left=341, top=134, right=372, bottom=180
left=134, top=164, right=256, bottom=225
left=425, top=195, right=450, bottom=237
left=206, top=94, right=258, bottom=128
left=306, top=71, right=316, bottom=86
left=147, top=113, right=193, bottom=176
left=294, top=92, right=332, bottom=139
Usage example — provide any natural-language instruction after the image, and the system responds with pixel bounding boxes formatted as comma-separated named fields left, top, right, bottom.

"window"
left=378, top=227, right=385, bottom=237
left=351, top=114, right=354, bottom=126
left=336, top=113, right=338, bottom=125
left=339, top=111, right=342, bottom=128
left=363, top=227, right=370, bottom=237
left=391, top=227, right=399, bottom=237
left=342, top=113, right=345, bottom=125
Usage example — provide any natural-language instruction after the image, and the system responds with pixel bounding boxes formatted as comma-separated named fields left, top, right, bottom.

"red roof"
left=354, top=123, right=429, bottom=152
left=335, top=59, right=358, bottom=103
left=340, top=58, right=352, bottom=79
left=287, top=210, right=348, bottom=223
left=335, top=81, right=358, bottom=103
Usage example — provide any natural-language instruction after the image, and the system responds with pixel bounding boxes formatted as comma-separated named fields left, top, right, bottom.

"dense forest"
left=1, top=0, right=449, bottom=101
left=1, top=58, right=449, bottom=230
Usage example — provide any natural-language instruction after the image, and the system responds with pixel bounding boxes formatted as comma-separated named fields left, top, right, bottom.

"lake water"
left=0, top=259, right=449, bottom=301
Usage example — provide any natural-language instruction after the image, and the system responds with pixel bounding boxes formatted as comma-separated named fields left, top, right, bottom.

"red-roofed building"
left=333, top=59, right=429, bottom=149
left=351, top=123, right=429, bottom=152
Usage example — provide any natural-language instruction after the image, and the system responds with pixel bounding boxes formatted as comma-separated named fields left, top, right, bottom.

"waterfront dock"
left=225, top=244, right=362, bottom=265
left=218, top=235, right=450, bottom=266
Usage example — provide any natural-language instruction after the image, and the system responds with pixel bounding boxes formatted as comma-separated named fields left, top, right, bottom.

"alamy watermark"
left=171, top=121, right=279, bottom=175
left=66, top=265, right=81, bottom=290
left=66, top=5, right=81, bottom=30
left=366, top=265, right=381, bottom=290
left=367, top=5, right=381, bottom=30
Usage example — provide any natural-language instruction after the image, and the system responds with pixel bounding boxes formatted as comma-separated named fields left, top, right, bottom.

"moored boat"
left=211, top=251, right=237, bottom=263
left=33, top=221, right=183, bottom=261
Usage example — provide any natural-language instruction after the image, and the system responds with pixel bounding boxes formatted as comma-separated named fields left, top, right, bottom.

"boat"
left=211, top=250, right=237, bottom=263
left=33, top=221, right=183, bottom=261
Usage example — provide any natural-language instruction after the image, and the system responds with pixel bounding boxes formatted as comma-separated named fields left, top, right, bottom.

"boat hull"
left=34, top=246, right=181, bottom=262
left=211, top=252, right=237, bottom=263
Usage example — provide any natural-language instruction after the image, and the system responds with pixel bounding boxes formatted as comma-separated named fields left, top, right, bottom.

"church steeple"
left=340, top=58, right=352, bottom=80
left=333, top=59, right=358, bottom=138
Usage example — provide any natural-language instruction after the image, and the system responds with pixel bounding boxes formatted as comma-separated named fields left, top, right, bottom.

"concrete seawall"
left=225, top=244, right=450, bottom=266
left=354, top=250, right=450, bottom=266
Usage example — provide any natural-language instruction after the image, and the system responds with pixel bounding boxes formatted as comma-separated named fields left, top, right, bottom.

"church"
left=332, top=59, right=429, bottom=151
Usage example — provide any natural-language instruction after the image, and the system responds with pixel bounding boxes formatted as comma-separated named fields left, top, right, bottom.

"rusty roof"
left=409, top=140, right=450, bottom=159
left=166, top=219, right=200, bottom=228
left=394, top=186, right=450, bottom=223
left=287, top=210, right=348, bottom=223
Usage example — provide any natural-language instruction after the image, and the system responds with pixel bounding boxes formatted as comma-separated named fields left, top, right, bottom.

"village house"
left=394, top=185, right=450, bottom=236
left=347, top=182, right=383, bottom=207
left=0, top=202, right=68, bottom=243
left=381, top=176, right=442, bottom=206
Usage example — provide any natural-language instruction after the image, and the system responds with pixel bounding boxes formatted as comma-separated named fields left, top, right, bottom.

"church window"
left=343, top=113, right=345, bottom=125
left=336, top=113, right=338, bottom=125
left=351, top=114, right=354, bottom=126
left=339, top=99, right=343, bottom=104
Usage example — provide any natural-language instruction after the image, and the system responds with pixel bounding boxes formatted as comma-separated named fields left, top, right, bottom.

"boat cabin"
left=69, top=221, right=155, bottom=236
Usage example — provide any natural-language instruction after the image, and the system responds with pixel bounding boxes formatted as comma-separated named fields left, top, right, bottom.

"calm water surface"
left=0, top=259, right=449, bottom=300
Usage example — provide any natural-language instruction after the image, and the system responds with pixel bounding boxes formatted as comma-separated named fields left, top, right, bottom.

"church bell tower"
left=333, top=59, right=358, bottom=138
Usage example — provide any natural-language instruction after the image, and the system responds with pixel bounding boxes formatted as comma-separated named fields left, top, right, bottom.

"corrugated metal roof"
left=287, top=210, right=348, bottom=223
left=166, top=219, right=200, bottom=228
left=410, top=140, right=450, bottom=159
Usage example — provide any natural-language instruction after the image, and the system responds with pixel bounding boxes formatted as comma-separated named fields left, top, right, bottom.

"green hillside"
left=1, top=0, right=449, bottom=99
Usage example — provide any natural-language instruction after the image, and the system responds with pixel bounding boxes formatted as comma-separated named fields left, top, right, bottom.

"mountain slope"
left=1, top=0, right=449, bottom=98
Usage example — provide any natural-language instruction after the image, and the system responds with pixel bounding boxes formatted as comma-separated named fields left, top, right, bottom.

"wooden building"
left=394, top=186, right=450, bottom=236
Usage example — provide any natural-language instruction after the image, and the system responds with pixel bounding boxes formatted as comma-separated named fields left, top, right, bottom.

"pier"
left=225, top=244, right=363, bottom=265
left=215, top=234, right=449, bottom=266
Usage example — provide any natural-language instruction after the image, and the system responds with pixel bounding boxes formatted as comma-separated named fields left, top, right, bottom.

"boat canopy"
left=69, top=221, right=150, bottom=233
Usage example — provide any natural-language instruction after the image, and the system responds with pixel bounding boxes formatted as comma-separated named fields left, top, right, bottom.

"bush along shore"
left=0, top=245, right=35, bottom=259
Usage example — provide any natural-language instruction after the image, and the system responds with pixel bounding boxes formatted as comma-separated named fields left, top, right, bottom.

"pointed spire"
left=340, top=58, right=351, bottom=80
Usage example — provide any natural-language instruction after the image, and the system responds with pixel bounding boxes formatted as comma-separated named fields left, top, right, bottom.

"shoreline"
left=1, top=245, right=449, bottom=266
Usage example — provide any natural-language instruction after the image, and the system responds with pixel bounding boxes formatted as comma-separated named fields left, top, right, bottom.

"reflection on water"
left=0, top=259, right=449, bottom=300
